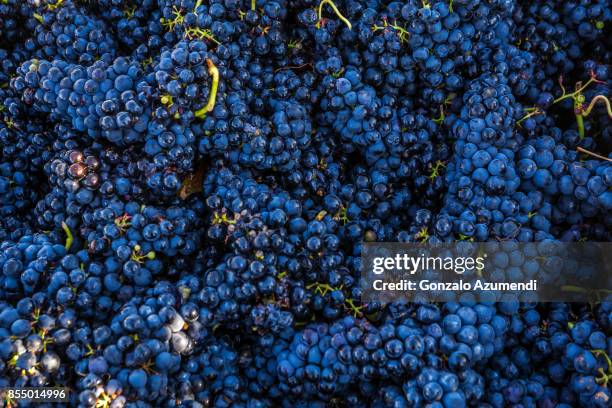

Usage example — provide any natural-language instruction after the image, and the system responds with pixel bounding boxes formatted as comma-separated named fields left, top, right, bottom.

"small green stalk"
left=251, top=0, right=256, bottom=11
left=331, top=67, right=344, bottom=78
left=428, top=160, right=446, bottom=180
left=306, top=282, right=343, bottom=296
left=416, top=227, right=429, bottom=243
left=344, top=297, right=363, bottom=317
left=432, top=105, right=445, bottom=124
left=195, top=59, right=220, bottom=119
left=131, top=245, right=156, bottom=263
left=335, top=205, right=348, bottom=225
left=591, top=349, right=612, bottom=386
left=123, top=6, right=136, bottom=19
left=372, top=19, right=409, bottom=43
left=520, top=73, right=609, bottom=139
left=184, top=27, right=220, bottom=45
left=47, top=0, right=64, bottom=11
left=553, top=76, right=598, bottom=105
left=161, top=6, right=185, bottom=31
left=575, top=112, right=585, bottom=139
left=517, top=107, right=542, bottom=126
left=62, top=221, right=73, bottom=251
left=114, top=214, right=132, bottom=232
left=160, top=94, right=174, bottom=107
left=576, top=94, right=611, bottom=139
left=582, top=94, right=612, bottom=118
left=211, top=211, right=236, bottom=225
left=96, top=392, right=112, bottom=408
left=317, top=0, right=352, bottom=30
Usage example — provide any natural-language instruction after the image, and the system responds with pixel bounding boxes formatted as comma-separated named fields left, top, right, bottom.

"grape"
left=0, top=0, right=610, bottom=406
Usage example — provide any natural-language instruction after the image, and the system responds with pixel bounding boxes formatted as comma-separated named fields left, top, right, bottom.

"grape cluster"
left=0, top=0, right=610, bottom=406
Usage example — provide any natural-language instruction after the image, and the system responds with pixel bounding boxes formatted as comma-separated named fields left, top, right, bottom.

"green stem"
left=251, top=0, right=256, bottom=11
left=554, top=77, right=596, bottom=104
left=194, top=59, right=220, bottom=119
left=131, top=245, right=156, bottom=263
left=184, top=28, right=220, bottom=45
left=47, top=0, right=64, bottom=11
left=582, top=95, right=612, bottom=118
left=576, top=113, right=585, bottom=139
left=561, top=285, right=589, bottom=293
left=516, top=107, right=542, bottom=126
left=62, top=221, right=73, bottom=251
left=317, top=0, right=352, bottom=30
left=591, top=349, right=612, bottom=372
left=161, top=94, right=173, bottom=106
left=432, top=108, right=445, bottom=124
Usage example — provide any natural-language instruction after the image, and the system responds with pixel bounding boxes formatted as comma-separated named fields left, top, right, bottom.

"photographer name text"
left=372, top=279, right=538, bottom=292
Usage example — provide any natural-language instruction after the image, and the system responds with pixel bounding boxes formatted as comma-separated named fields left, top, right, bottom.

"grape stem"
left=61, top=221, right=73, bottom=251
left=575, top=94, right=611, bottom=139
left=416, top=227, right=429, bottom=242
left=96, top=392, right=112, bottom=408
left=432, top=105, right=445, bottom=124
left=428, top=160, right=446, bottom=180
left=274, top=62, right=313, bottom=73
left=344, top=297, right=363, bottom=317
left=517, top=107, right=542, bottom=126
left=591, top=349, right=612, bottom=387
left=212, top=211, right=237, bottom=225
left=521, top=72, right=608, bottom=139
left=195, top=59, right=220, bottom=119
left=184, top=27, right=220, bottom=45
left=553, top=75, right=600, bottom=105
left=575, top=113, right=585, bottom=139
left=581, top=95, right=612, bottom=118
left=47, top=0, right=64, bottom=11
left=372, top=19, right=409, bottom=42
left=317, top=0, right=352, bottom=30
left=161, top=7, right=186, bottom=31
left=576, top=147, right=612, bottom=162
left=306, top=282, right=341, bottom=296
left=131, top=245, right=156, bottom=263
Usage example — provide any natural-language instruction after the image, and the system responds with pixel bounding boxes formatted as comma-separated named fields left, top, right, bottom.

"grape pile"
left=0, top=0, right=610, bottom=406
